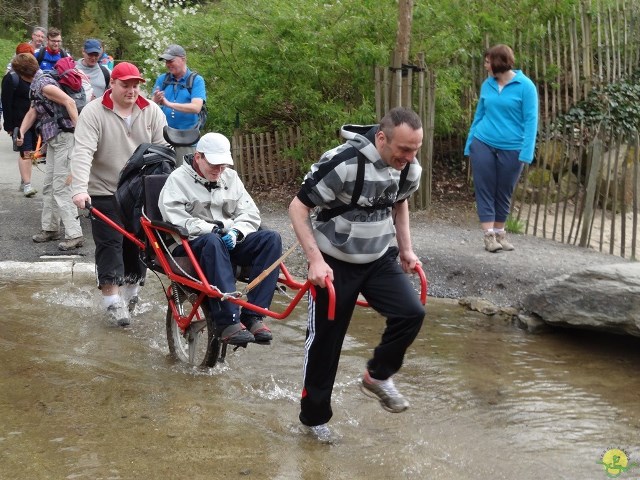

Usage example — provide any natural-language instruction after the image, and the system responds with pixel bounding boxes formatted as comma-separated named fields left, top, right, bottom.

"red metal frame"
left=88, top=206, right=336, bottom=331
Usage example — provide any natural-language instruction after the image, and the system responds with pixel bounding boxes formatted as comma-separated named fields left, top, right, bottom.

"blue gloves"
left=221, top=229, right=239, bottom=251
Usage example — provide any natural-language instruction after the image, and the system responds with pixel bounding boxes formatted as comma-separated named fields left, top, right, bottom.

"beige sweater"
left=71, top=90, right=168, bottom=197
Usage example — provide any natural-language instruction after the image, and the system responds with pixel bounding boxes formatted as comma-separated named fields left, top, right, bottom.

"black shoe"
left=241, top=314, right=273, bottom=343
left=216, top=323, right=255, bottom=345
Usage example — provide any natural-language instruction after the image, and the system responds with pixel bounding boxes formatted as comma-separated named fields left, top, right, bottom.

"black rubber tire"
left=166, top=289, right=220, bottom=368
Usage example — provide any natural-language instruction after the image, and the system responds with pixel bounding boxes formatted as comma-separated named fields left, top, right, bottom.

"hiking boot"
left=302, top=423, right=332, bottom=443
left=496, top=231, right=515, bottom=251
left=32, top=230, right=61, bottom=243
left=107, top=301, right=130, bottom=327
left=58, top=236, right=84, bottom=251
left=483, top=232, right=502, bottom=253
left=241, top=315, right=273, bottom=344
left=23, top=184, right=37, bottom=197
left=216, top=323, right=255, bottom=345
left=360, top=371, right=410, bottom=413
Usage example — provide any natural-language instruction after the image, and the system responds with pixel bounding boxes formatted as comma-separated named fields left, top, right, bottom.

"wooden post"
left=580, top=139, right=603, bottom=247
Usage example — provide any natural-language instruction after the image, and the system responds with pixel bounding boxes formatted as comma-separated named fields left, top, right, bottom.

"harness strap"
left=315, top=151, right=410, bottom=222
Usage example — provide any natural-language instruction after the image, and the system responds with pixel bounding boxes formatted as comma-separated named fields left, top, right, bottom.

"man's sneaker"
left=32, top=230, right=61, bottom=243
left=241, top=315, right=273, bottom=344
left=302, top=423, right=332, bottom=443
left=216, top=323, right=255, bottom=345
left=58, top=236, right=84, bottom=251
left=496, top=231, right=515, bottom=251
left=360, top=371, right=410, bottom=413
left=107, top=301, right=130, bottom=327
left=483, top=232, right=503, bottom=253
left=23, top=184, right=37, bottom=197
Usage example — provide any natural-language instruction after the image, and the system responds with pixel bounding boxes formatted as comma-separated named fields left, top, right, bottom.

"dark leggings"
left=469, top=137, right=524, bottom=223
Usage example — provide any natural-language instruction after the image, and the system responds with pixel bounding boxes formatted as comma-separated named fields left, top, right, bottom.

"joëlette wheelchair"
left=87, top=127, right=427, bottom=369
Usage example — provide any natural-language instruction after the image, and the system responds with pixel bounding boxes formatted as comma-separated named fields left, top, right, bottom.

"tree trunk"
left=390, top=0, right=414, bottom=108
left=395, top=0, right=414, bottom=64
left=39, top=0, right=48, bottom=30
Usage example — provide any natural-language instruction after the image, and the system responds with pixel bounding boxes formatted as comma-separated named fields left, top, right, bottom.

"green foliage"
left=181, top=0, right=393, bottom=134
left=553, top=72, right=640, bottom=141
left=0, top=38, right=17, bottom=65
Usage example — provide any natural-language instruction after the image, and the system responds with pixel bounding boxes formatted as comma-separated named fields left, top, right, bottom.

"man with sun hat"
left=159, top=132, right=282, bottom=346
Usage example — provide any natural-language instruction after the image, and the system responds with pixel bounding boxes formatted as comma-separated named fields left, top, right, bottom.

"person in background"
left=99, top=48, right=114, bottom=71
left=152, top=44, right=206, bottom=166
left=35, top=27, right=68, bottom=71
left=159, top=132, right=282, bottom=345
left=75, top=39, right=111, bottom=99
left=71, top=62, right=168, bottom=327
left=464, top=44, right=539, bottom=252
left=2, top=43, right=38, bottom=197
left=288, top=107, right=426, bottom=442
left=16, top=53, right=83, bottom=251
left=29, top=26, right=46, bottom=51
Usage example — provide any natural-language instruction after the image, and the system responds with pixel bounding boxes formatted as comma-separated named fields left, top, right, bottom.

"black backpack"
left=114, top=143, right=176, bottom=238
left=161, top=71, right=207, bottom=130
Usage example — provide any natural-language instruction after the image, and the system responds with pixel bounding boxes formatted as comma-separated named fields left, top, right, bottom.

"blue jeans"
left=469, top=137, right=524, bottom=223
left=173, top=230, right=282, bottom=327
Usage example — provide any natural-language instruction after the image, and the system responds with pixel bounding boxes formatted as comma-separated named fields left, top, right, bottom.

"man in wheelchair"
left=159, top=132, right=282, bottom=345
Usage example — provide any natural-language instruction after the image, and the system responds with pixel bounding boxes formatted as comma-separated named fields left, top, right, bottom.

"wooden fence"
left=231, top=127, right=305, bottom=190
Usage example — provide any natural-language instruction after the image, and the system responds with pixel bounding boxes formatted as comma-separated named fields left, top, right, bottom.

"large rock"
left=523, top=263, right=640, bottom=336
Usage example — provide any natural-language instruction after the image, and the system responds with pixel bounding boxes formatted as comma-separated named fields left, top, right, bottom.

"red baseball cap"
left=111, top=62, right=146, bottom=83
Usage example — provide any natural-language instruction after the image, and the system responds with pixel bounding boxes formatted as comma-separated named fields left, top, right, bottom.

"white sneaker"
left=23, top=184, right=37, bottom=197
left=107, top=299, right=130, bottom=327
left=360, top=371, right=410, bottom=413
left=303, top=423, right=332, bottom=443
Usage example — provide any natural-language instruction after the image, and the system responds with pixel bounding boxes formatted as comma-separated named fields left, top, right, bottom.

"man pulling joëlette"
left=289, top=107, right=426, bottom=441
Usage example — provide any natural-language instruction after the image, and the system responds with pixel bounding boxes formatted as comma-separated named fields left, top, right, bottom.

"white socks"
left=102, top=294, right=122, bottom=309
left=120, top=283, right=140, bottom=301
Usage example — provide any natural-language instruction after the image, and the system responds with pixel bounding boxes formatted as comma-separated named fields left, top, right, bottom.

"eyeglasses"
left=50, top=39, right=62, bottom=43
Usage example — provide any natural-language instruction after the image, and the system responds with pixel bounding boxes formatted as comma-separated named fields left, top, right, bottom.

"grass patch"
left=505, top=214, right=526, bottom=234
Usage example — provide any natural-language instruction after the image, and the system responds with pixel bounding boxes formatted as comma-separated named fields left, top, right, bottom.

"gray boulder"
left=523, top=263, right=640, bottom=336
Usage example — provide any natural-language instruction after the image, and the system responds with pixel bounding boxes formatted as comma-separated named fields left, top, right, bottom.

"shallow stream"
left=1, top=277, right=639, bottom=479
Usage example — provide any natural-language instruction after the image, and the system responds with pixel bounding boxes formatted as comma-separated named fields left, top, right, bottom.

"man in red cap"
left=71, top=62, right=168, bottom=327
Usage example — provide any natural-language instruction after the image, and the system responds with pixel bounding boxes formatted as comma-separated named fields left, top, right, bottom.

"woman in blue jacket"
left=464, top=44, right=538, bottom=252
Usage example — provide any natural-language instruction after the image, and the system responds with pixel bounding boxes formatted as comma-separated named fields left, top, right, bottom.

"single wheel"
left=166, top=287, right=220, bottom=368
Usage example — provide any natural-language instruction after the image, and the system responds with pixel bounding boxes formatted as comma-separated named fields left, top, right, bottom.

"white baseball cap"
left=196, top=133, right=234, bottom=165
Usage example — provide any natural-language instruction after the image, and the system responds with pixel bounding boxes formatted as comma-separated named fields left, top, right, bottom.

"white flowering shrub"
left=126, top=0, right=198, bottom=82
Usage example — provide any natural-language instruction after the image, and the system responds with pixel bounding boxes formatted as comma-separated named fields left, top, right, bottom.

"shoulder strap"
left=100, top=65, right=110, bottom=88
left=398, top=162, right=410, bottom=194
left=60, top=49, right=68, bottom=58
left=10, top=70, right=19, bottom=89
left=160, top=73, right=171, bottom=89
left=185, top=71, right=198, bottom=92
left=35, top=48, right=45, bottom=63
left=315, top=152, right=366, bottom=222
